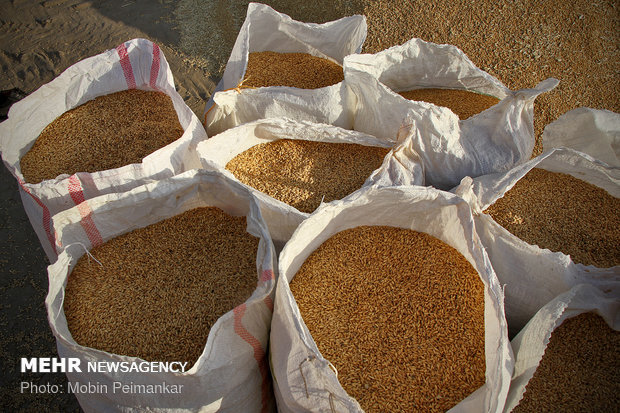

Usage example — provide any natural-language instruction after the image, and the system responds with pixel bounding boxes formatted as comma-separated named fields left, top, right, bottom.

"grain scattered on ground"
left=361, top=0, right=619, bottom=156
left=290, top=226, right=486, bottom=412
left=64, top=207, right=259, bottom=368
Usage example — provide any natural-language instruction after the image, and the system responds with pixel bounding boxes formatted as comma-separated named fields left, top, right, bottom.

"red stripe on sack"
left=150, top=43, right=160, bottom=89
left=116, top=43, right=136, bottom=89
left=233, top=304, right=271, bottom=413
left=67, top=175, right=86, bottom=204
left=260, top=269, right=274, bottom=282
left=17, top=178, right=56, bottom=254
left=68, top=175, right=103, bottom=247
left=264, top=296, right=274, bottom=313
left=76, top=204, right=103, bottom=247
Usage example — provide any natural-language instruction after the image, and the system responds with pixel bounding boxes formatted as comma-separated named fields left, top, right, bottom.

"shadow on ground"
left=94, top=0, right=365, bottom=81
left=0, top=165, right=82, bottom=412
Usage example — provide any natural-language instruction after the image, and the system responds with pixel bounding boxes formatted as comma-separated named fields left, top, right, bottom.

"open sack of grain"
left=344, top=37, right=559, bottom=189
left=454, top=145, right=620, bottom=335
left=504, top=284, right=619, bottom=412
left=47, top=169, right=277, bottom=413
left=542, top=107, right=620, bottom=167
left=204, top=2, right=366, bottom=136
left=0, top=38, right=207, bottom=261
left=270, top=185, right=512, bottom=413
left=197, top=117, right=423, bottom=246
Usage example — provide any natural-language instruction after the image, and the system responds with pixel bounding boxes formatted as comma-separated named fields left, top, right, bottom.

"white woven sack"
left=503, top=284, right=619, bottom=412
left=204, top=2, right=367, bottom=136
left=454, top=147, right=620, bottom=334
left=0, top=38, right=207, bottom=261
left=197, top=117, right=423, bottom=246
left=542, top=107, right=620, bottom=167
left=344, top=38, right=559, bottom=190
left=47, top=169, right=277, bottom=413
left=270, top=185, right=512, bottom=413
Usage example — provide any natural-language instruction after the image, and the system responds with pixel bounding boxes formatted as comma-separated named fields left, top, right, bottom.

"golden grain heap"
left=63, top=207, right=259, bottom=367
left=225, top=139, right=389, bottom=213
left=20, top=89, right=184, bottom=184
left=289, top=226, right=486, bottom=412
left=398, top=88, right=500, bottom=120
left=484, top=168, right=620, bottom=268
left=512, top=312, right=620, bottom=412
left=243, top=51, right=344, bottom=89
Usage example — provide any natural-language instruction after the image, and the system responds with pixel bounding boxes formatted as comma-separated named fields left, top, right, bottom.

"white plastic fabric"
left=0, top=38, right=207, bottom=261
left=542, top=107, right=620, bottom=167
left=204, top=2, right=367, bottom=136
left=503, top=284, right=619, bottom=412
left=47, top=169, right=277, bottom=413
left=270, top=185, right=513, bottom=413
left=454, top=147, right=620, bottom=334
left=196, top=117, right=423, bottom=246
left=344, top=38, right=559, bottom=190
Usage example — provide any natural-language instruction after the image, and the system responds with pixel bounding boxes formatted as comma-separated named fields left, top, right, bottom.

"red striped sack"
left=48, top=169, right=277, bottom=413
left=0, top=38, right=207, bottom=261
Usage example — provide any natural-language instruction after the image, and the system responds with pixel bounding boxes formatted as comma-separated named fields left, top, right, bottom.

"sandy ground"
left=0, top=0, right=618, bottom=411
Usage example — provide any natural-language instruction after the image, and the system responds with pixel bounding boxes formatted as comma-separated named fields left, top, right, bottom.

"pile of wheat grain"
left=64, top=207, right=259, bottom=367
left=226, top=139, right=389, bottom=213
left=243, top=51, right=344, bottom=89
left=512, top=312, right=619, bottom=412
left=290, top=225, right=486, bottom=412
left=484, top=168, right=620, bottom=268
left=20, top=89, right=184, bottom=184
left=398, top=88, right=500, bottom=120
